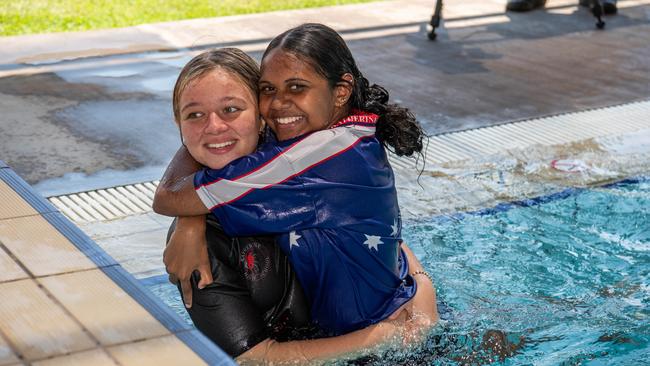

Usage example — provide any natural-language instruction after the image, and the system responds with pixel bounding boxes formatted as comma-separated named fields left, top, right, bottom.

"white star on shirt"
left=390, top=219, right=399, bottom=237
left=364, top=234, right=383, bottom=251
left=289, top=231, right=302, bottom=249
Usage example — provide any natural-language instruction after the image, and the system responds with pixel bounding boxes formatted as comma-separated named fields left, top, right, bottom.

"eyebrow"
left=180, top=96, right=246, bottom=113
left=259, top=78, right=309, bottom=84
left=285, top=78, right=309, bottom=84
left=180, top=102, right=199, bottom=113
left=220, top=96, right=247, bottom=104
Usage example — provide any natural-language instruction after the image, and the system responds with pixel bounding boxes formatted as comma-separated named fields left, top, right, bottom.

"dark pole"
left=428, top=0, right=443, bottom=40
left=591, top=0, right=606, bottom=29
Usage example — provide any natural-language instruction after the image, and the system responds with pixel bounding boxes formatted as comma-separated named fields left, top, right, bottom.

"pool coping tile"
left=38, top=269, right=170, bottom=346
left=0, top=279, right=96, bottom=361
left=0, top=334, right=20, bottom=366
left=0, top=215, right=99, bottom=277
left=0, top=246, right=28, bottom=283
left=106, top=335, right=207, bottom=366
left=31, top=349, right=118, bottom=366
left=41, top=212, right=118, bottom=268
left=0, top=180, right=38, bottom=220
left=0, top=170, right=57, bottom=216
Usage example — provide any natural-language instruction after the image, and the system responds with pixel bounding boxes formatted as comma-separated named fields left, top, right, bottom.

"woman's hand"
left=164, top=215, right=213, bottom=308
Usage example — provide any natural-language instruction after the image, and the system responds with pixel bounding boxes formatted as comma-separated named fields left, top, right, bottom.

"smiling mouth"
left=205, top=140, right=235, bottom=150
left=274, top=116, right=304, bottom=125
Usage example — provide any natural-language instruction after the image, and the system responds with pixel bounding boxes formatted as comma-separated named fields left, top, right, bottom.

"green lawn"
left=1, top=0, right=379, bottom=36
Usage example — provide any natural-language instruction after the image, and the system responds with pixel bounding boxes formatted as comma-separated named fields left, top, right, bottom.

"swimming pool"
left=143, top=176, right=649, bottom=364
left=396, top=176, right=650, bottom=365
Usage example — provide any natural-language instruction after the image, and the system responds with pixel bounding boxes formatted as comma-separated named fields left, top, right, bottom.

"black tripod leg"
left=592, top=0, right=606, bottom=29
left=428, top=0, right=443, bottom=40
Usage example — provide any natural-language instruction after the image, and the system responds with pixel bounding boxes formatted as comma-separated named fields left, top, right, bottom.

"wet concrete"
left=0, top=0, right=648, bottom=193
left=355, top=6, right=650, bottom=133
left=0, top=72, right=173, bottom=185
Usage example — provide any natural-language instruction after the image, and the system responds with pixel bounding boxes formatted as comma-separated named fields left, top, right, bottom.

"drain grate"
left=48, top=181, right=158, bottom=223
left=49, top=100, right=650, bottom=223
left=388, top=100, right=650, bottom=169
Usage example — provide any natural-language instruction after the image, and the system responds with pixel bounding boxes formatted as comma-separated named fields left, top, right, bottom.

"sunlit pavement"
left=1, top=0, right=648, bottom=191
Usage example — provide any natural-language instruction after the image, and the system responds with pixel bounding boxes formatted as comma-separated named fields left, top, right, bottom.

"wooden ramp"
left=0, top=162, right=233, bottom=366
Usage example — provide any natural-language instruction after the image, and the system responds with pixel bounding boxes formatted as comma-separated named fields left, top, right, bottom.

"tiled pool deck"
left=0, top=162, right=233, bottom=365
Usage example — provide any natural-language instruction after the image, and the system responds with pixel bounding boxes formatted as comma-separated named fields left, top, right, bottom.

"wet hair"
left=262, top=23, right=424, bottom=157
left=172, top=48, right=260, bottom=124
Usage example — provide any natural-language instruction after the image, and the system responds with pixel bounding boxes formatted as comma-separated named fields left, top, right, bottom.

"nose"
left=270, top=92, right=291, bottom=111
left=204, top=112, right=228, bottom=133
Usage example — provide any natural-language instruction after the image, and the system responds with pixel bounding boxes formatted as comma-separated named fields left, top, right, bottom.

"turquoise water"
left=144, top=177, right=650, bottom=364
left=396, top=177, right=650, bottom=365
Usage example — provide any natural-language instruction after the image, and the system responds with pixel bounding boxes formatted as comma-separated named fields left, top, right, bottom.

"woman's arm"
left=401, top=243, right=439, bottom=334
left=152, top=146, right=210, bottom=216
left=237, top=318, right=403, bottom=365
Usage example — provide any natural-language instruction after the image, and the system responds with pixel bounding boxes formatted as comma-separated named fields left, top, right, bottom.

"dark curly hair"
left=263, top=23, right=424, bottom=157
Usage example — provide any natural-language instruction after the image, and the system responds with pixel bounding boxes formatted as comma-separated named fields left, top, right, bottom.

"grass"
left=0, top=0, right=380, bottom=36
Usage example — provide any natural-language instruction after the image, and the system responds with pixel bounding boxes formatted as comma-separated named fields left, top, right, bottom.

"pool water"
left=394, top=177, right=650, bottom=365
left=144, top=177, right=650, bottom=364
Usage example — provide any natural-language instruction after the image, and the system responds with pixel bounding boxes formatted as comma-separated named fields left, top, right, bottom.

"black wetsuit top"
left=167, top=216, right=315, bottom=357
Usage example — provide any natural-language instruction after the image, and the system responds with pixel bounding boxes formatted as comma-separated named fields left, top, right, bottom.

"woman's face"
left=178, top=68, right=260, bottom=169
left=259, top=49, right=347, bottom=141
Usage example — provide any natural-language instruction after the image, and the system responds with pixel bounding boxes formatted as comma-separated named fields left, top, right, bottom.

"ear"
left=334, top=73, right=354, bottom=107
left=259, top=116, right=266, bottom=133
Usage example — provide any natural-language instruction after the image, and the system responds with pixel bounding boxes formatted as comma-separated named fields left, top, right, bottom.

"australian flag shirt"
left=194, top=110, right=416, bottom=335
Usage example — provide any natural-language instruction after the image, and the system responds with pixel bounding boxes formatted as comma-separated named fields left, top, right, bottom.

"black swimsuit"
left=167, top=216, right=315, bottom=357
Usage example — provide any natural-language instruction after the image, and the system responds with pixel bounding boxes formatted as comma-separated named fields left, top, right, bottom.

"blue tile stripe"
left=0, top=164, right=235, bottom=366
left=139, top=273, right=169, bottom=287
left=425, top=176, right=648, bottom=224
left=176, top=330, right=236, bottom=366
left=602, top=176, right=650, bottom=187
left=0, top=168, right=58, bottom=214
left=101, top=265, right=194, bottom=333
left=472, top=187, right=580, bottom=216
left=42, top=212, right=118, bottom=268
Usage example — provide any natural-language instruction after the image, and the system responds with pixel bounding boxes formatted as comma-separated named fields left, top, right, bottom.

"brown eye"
left=224, top=106, right=241, bottom=114
left=289, top=84, right=306, bottom=93
left=260, top=85, right=275, bottom=94
left=185, top=111, right=204, bottom=120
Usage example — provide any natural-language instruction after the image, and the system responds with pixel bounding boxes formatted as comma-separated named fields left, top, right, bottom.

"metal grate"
left=49, top=100, right=650, bottom=223
left=388, top=100, right=650, bottom=169
left=48, top=181, right=158, bottom=223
